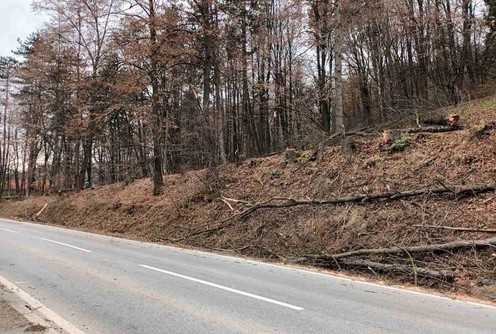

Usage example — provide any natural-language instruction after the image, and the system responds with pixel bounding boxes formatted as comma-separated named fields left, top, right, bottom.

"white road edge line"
left=40, top=238, right=93, bottom=253
left=140, top=264, right=304, bottom=311
left=0, top=273, right=85, bottom=334
left=0, top=227, right=20, bottom=234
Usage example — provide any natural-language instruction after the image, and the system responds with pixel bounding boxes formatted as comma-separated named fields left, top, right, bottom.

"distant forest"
left=0, top=0, right=495, bottom=196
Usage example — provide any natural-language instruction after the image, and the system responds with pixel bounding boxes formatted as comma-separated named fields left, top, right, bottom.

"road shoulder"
left=0, top=280, right=67, bottom=334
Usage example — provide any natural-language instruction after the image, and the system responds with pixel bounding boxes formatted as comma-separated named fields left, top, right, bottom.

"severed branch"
left=177, top=184, right=496, bottom=241
left=413, top=225, right=496, bottom=234
left=32, top=203, right=48, bottom=221
left=289, top=236, right=494, bottom=281
left=235, top=184, right=496, bottom=218
left=220, top=198, right=235, bottom=212
left=383, top=125, right=462, bottom=145
left=220, top=194, right=254, bottom=212
left=294, top=236, right=496, bottom=263
left=221, top=195, right=253, bottom=206
left=227, top=184, right=496, bottom=222
left=339, top=259, right=454, bottom=281
left=229, top=184, right=495, bottom=220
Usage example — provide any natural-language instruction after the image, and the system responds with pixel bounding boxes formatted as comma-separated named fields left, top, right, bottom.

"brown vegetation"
left=1, top=0, right=496, bottom=198
left=2, top=96, right=496, bottom=301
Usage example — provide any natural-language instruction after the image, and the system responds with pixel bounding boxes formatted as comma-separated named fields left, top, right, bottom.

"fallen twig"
left=256, top=245, right=288, bottom=261
left=413, top=225, right=496, bottom=234
left=221, top=195, right=253, bottom=206
left=483, top=197, right=495, bottom=204
left=220, top=198, right=235, bottom=212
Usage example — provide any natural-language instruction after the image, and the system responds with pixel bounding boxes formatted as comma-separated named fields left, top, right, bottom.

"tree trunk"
left=333, top=0, right=344, bottom=133
left=149, top=0, right=164, bottom=196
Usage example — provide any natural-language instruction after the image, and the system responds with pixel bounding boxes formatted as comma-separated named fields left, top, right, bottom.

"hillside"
left=1, top=95, right=496, bottom=302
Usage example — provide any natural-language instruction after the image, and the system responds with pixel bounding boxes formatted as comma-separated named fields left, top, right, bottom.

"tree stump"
left=284, top=149, right=298, bottom=163
left=383, top=129, right=401, bottom=145
left=449, top=113, right=460, bottom=127
left=342, top=137, right=357, bottom=153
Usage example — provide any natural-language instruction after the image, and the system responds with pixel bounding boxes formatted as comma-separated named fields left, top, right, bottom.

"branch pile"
left=177, top=183, right=496, bottom=282
left=180, top=183, right=495, bottom=240
left=293, top=236, right=496, bottom=282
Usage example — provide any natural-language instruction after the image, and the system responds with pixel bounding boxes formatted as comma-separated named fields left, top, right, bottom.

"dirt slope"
left=1, top=96, right=496, bottom=301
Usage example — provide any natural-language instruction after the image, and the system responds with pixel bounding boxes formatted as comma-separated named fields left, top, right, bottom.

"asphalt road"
left=0, top=218, right=495, bottom=334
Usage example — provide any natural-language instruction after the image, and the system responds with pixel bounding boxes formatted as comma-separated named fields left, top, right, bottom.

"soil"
left=0, top=301, right=30, bottom=331
left=1, top=95, right=496, bottom=302
left=0, top=285, right=30, bottom=332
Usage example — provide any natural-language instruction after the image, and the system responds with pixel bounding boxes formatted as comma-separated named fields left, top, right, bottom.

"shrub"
left=390, top=135, right=412, bottom=152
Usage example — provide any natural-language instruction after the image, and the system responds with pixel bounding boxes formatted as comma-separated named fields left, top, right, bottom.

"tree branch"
left=295, top=236, right=496, bottom=262
left=413, top=225, right=496, bottom=234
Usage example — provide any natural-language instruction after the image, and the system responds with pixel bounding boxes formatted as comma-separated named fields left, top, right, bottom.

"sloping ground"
left=1, top=96, right=496, bottom=301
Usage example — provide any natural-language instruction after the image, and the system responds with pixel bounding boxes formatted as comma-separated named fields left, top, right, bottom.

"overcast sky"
left=0, top=0, right=47, bottom=57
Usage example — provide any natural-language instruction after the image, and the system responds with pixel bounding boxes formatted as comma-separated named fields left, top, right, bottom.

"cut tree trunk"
left=383, top=125, right=462, bottom=144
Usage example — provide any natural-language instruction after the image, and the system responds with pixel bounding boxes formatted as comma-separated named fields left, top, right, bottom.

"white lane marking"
left=5, top=218, right=495, bottom=310
left=0, top=273, right=85, bottom=334
left=0, top=227, right=20, bottom=234
left=140, top=264, right=304, bottom=311
left=40, top=238, right=93, bottom=253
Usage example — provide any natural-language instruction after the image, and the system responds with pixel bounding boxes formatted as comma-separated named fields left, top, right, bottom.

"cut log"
left=422, top=113, right=460, bottom=127
left=339, top=259, right=455, bottom=281
left=404, top=125, right=462, bottom=133
left=383, top=125, right=462, bottom=144
left=449, top=114, right=460, bottom=127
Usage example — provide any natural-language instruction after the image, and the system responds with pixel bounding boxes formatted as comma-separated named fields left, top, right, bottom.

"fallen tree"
left=236, top=184, right=495, bottom=220
left=177, top=184, right=496, bottom=241
left=228, top=184, right=496, bottom=219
